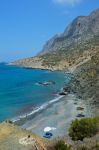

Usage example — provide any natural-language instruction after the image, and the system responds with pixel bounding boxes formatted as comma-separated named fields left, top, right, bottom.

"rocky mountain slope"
left=40, top=8, right=99, bottom=55
left=11, top=8, right=99, bottom=71
left=63, top=48, right=99, bottom=115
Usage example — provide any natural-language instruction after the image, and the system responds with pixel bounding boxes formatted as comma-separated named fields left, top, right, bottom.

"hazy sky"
left=0, top=0, right=99, bottom=62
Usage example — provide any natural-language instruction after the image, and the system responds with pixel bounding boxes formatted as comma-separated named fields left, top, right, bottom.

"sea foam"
left=12, top=95, right=64, bottom=123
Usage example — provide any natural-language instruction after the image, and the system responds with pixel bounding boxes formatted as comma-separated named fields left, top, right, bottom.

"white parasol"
left=44, top=127, right=56, bottom=132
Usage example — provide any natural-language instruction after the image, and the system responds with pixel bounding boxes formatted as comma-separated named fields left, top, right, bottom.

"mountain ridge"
left=39, top=8, right=99, bottom=55
left=11, top=8, right=99, bottom=71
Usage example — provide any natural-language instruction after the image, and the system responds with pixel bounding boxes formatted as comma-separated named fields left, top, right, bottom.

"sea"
left=0, top=63, right=71, bottom=122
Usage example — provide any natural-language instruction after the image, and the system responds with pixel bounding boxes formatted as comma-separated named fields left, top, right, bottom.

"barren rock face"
left=40, top=9, right=99, bottom=55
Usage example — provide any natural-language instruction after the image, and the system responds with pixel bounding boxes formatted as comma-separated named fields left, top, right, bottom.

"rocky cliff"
left=40, top=8, right=99, bottom=55
left=11, top=9, right=99, bottom=71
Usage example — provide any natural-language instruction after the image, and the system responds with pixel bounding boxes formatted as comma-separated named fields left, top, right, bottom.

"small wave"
left=12, top=95, right=65, bottom=123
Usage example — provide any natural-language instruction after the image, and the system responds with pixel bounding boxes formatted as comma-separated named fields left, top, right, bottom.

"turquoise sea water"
left=0, top=63, right=70, bottom=122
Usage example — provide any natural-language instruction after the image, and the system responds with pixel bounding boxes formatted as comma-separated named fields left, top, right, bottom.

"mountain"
left=11, top=8, right=99, bottom=71
left=40, top=8, right=99, bottom=55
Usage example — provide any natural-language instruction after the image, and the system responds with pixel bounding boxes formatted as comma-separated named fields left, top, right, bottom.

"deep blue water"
left=0, top=63, right=70, bottom=122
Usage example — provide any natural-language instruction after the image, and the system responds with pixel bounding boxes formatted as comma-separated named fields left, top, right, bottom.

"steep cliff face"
left=40, top=9, right=99, bottom=55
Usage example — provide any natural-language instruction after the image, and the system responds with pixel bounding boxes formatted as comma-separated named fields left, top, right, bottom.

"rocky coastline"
left=1, top=8, right=99, bottom=150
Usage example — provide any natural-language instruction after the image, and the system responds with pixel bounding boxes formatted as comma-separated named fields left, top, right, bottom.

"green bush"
left=69, top=117, right=99, bottom=141
left=54, top=140, right=71, bottom=150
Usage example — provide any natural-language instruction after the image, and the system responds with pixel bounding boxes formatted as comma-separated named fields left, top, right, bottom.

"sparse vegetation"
left=54, top=140, right=71, bottom=150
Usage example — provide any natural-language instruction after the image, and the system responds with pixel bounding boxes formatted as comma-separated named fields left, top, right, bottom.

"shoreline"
left=11, top=95, right=65, bottom=125
left=21, top=94, right=92, bottom=139
left=8, top=63, right=65, bottom=72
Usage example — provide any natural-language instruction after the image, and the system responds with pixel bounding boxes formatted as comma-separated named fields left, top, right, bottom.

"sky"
left=0, top=0, right=99, bottom=62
